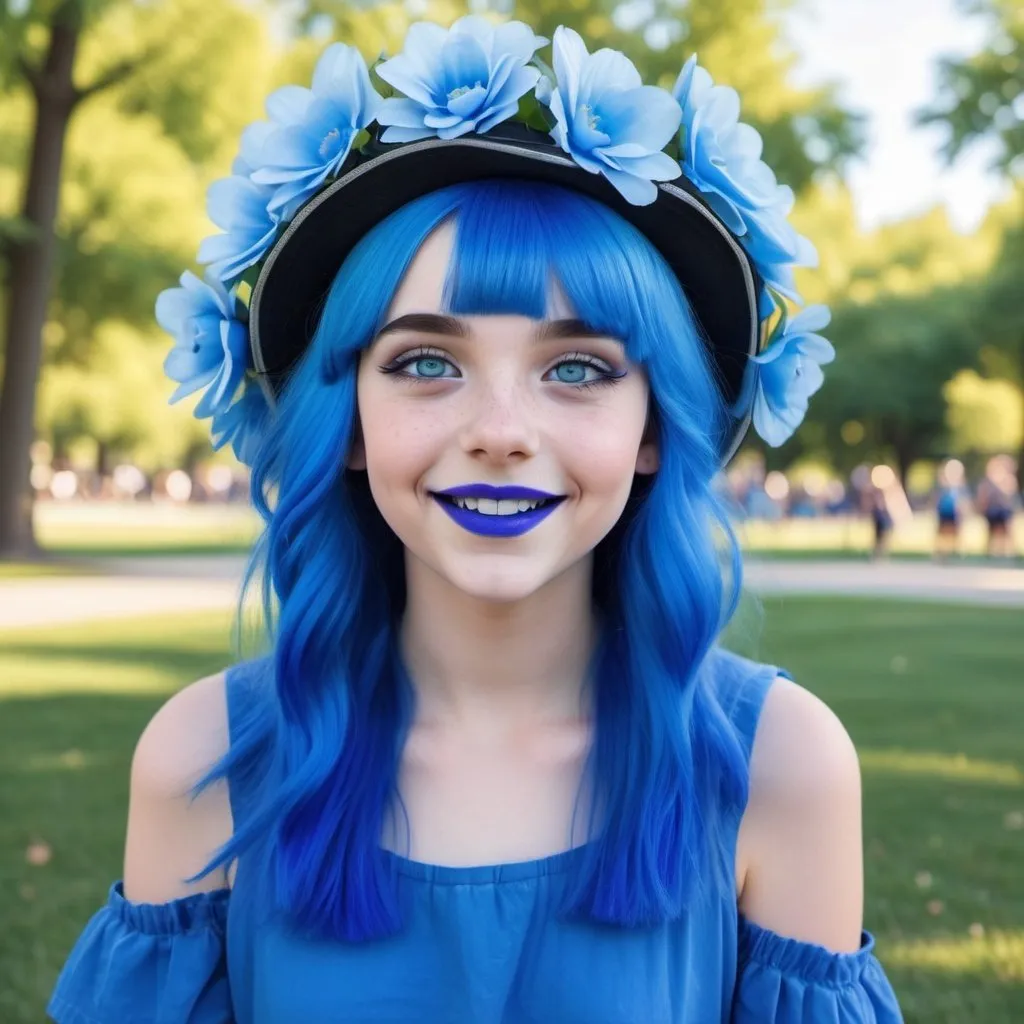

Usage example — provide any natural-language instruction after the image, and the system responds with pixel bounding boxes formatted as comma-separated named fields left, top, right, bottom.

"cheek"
left=560, top=398, right=648, bottom=493
left=358, top=389, right=443, bottom=485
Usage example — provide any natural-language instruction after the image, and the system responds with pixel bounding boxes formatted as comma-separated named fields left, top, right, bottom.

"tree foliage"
left=916, top=0, right=1023, bottom=173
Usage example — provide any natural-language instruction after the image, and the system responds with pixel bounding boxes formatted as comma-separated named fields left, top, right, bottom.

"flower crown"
left=157, top=17, right=834, bottom=467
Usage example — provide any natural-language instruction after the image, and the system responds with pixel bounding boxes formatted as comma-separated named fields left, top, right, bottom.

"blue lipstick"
left=431, top=484, right=566, bottom=538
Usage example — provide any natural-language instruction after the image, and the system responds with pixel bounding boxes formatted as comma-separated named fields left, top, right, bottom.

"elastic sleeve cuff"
left=47, top=880, right=233, bottom=1024
left=734, top=916, right=904, bottom=1022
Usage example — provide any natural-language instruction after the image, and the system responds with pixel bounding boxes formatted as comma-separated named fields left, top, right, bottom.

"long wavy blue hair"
left=189, top=178, right=749, bottom=941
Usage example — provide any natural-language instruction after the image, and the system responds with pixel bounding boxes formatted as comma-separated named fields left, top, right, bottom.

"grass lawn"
left=1, top=598, right=1022, bottom=1022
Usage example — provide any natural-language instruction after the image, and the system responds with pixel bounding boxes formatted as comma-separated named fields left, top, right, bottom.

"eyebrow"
left=373, top=312, right=617, bottom=344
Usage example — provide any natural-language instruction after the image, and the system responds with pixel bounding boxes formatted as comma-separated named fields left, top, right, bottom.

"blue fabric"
left=47, top=881, right=231, bottom=1024
left=48, top=650, right=903, bottom=1023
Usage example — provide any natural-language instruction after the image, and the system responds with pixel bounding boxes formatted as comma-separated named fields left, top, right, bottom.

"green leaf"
left=369, top=54, right=396, bottom=100
left=531, top=54, right=555, bottom=84
left=516, top=91, right=553, bottom=133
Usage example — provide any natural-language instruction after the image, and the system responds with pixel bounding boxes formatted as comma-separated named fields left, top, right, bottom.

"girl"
left=48, top=18, right=902, bottom=1023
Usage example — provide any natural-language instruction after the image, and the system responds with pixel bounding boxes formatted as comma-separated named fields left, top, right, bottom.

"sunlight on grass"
left=0, top=610, right=244, bottom=700
left=0, top=654, right=204, bottom=699
left=861, top=749, right=1024, bottom=787
left=20, top=749, right=107, bottom=773
left=884, top=931, right=1024, bottom=982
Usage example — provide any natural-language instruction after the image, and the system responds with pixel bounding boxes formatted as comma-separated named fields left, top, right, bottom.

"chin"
left=438, top=557, right=563, bottom=606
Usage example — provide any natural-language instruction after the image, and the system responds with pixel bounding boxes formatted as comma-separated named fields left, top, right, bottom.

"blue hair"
left=189, top=179, right=749, bottom=939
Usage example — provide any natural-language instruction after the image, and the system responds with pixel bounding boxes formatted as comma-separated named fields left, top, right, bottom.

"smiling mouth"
left=428, top=492, right=566, bottom=537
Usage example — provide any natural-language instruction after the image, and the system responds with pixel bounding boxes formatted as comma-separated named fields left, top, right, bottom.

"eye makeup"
left=377, top=347, right=627, bottom=391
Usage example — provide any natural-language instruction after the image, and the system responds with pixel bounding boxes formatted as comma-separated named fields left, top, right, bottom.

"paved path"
left=1, top=556, right=1022, bottom=630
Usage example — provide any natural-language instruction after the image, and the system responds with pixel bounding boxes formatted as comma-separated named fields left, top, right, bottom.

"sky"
left=782, top=0, right=1012, bottom=233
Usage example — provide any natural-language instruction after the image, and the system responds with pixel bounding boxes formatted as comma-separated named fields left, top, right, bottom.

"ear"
left=635, top=439, right=659, bottom=475
left=634, top=405, right=659, bottom=475
left=346, top=418, right=366, bottom=471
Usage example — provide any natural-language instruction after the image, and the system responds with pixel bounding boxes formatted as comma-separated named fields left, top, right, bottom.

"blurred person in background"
left=977, top=455, right=1020, bottom=561
left=932, top=458, right=968, bottom=562
left=868, top=485, right=893, bottom=561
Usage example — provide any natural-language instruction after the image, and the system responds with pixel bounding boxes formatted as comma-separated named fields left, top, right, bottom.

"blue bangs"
left=187, top=178, right=748, bottom=942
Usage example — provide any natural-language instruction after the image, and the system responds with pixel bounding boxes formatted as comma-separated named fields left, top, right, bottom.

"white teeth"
left=450, top=496, right=546, bottom=515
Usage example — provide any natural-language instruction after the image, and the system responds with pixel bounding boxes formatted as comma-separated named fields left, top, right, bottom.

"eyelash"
left=377, top=347, right=626, bottom=391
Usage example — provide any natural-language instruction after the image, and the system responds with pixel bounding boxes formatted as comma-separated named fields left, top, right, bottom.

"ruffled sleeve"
left=47, top=880, right=233, bottom=1024
left=733, top=917, right=903, bottom=1023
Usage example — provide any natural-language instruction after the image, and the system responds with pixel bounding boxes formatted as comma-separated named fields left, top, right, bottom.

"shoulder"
left=124, top=670, right=235, bottom=903
left=736, top=675, right=864, bottom=953
left=747, top=676, right=860, bottom=807
left=131, top=670, right=231, bottom=797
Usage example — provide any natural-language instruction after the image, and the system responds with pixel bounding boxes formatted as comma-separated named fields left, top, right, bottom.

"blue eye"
left=546, top=356, right=623, bottom=390
left=381, top=350, right=459, bottom=380
left=552, top=362, right=591, bottom=384
left=412, top=357, right=449, bottom=378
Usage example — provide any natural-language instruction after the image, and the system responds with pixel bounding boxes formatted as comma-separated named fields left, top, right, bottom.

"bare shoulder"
left=747, top=675, right=861, bottom=805
left=736, top=675, right=864, bottom=953
left=131, top=670, right=231, bottom=795
left=124, top=671, right=235, bottom=903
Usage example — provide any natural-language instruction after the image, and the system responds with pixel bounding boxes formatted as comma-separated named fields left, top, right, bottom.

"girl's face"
left=351, top=220, right=658, bottom=604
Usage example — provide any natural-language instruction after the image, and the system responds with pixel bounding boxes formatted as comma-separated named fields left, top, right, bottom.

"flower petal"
left=600, top=164, right=659, bottom=205
left=265, top=85, right=314, bottom=125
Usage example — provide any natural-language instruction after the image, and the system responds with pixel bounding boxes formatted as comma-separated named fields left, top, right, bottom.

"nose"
left=458, top=377, right=541, bottom=464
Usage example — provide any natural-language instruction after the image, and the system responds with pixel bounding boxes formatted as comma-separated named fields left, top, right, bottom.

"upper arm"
left=736, top=676, right=864, bottom=953
left=123, top=671, right=235, bottom=904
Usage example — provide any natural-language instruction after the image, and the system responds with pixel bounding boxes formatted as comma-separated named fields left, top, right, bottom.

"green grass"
left=2, top=599, right=1022, bottom=1022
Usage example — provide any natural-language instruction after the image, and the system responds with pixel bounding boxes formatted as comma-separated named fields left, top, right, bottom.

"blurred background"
left=0, top=0, right=1021, bottom=1021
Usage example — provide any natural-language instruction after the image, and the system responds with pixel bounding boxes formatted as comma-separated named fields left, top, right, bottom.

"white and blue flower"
left=211, top=378, right=271, bottom=467
left=672, top=55, right=816, bottom=313
left=376, top=17, right=547, bottom=143
left=196, top=175, right=279, bottom=284
left=156, top=271, right=250, bottom=420
left=247, top=44, right=383, bottom=219
left=538, top=26, right=682, bottom=206
left=736, top=304, right=835, bottom=447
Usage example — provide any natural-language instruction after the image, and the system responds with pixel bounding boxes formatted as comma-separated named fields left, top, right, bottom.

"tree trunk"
left=0, top=2, right=81, bottom=559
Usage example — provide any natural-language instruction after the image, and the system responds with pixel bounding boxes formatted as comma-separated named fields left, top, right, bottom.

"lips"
left=428, top=483, right=567, bottom=538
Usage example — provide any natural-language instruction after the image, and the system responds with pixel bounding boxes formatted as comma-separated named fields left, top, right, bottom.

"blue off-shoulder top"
left=47, top=651, right=903, bottom=1024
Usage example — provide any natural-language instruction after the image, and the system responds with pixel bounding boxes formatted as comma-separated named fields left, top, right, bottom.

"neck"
left=399, top=556, right=598, bottom=729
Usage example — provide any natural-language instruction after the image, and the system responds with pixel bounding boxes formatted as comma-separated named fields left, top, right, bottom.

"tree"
left=916, top=0, right=1023, bottom=176
left=802, top=287, right=980, bottom=484
left=0, top=0, right=271, bottom=558
left=916, top=0, right=1024, bottom=463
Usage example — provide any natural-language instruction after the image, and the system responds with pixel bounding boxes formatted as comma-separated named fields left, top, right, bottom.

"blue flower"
left=538, top=26, right=682, bottom=206
left=211, top=378, right=272, bottom=467
left=376, top=17, right=547, bottom=143
left=737, top=304, right=835, bottom=447
left=672, top=56, right=816, bottom=309
left=196, top=174, right=279, bottom=284
left=156, top=271, right=250, bottom=419
left=247, top=44, right=383, bottom=219
left=744, top=199, right=818, bottom=317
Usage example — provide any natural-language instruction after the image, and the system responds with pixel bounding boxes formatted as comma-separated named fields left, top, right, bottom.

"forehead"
left=385, top=219, right=576, bottom=323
